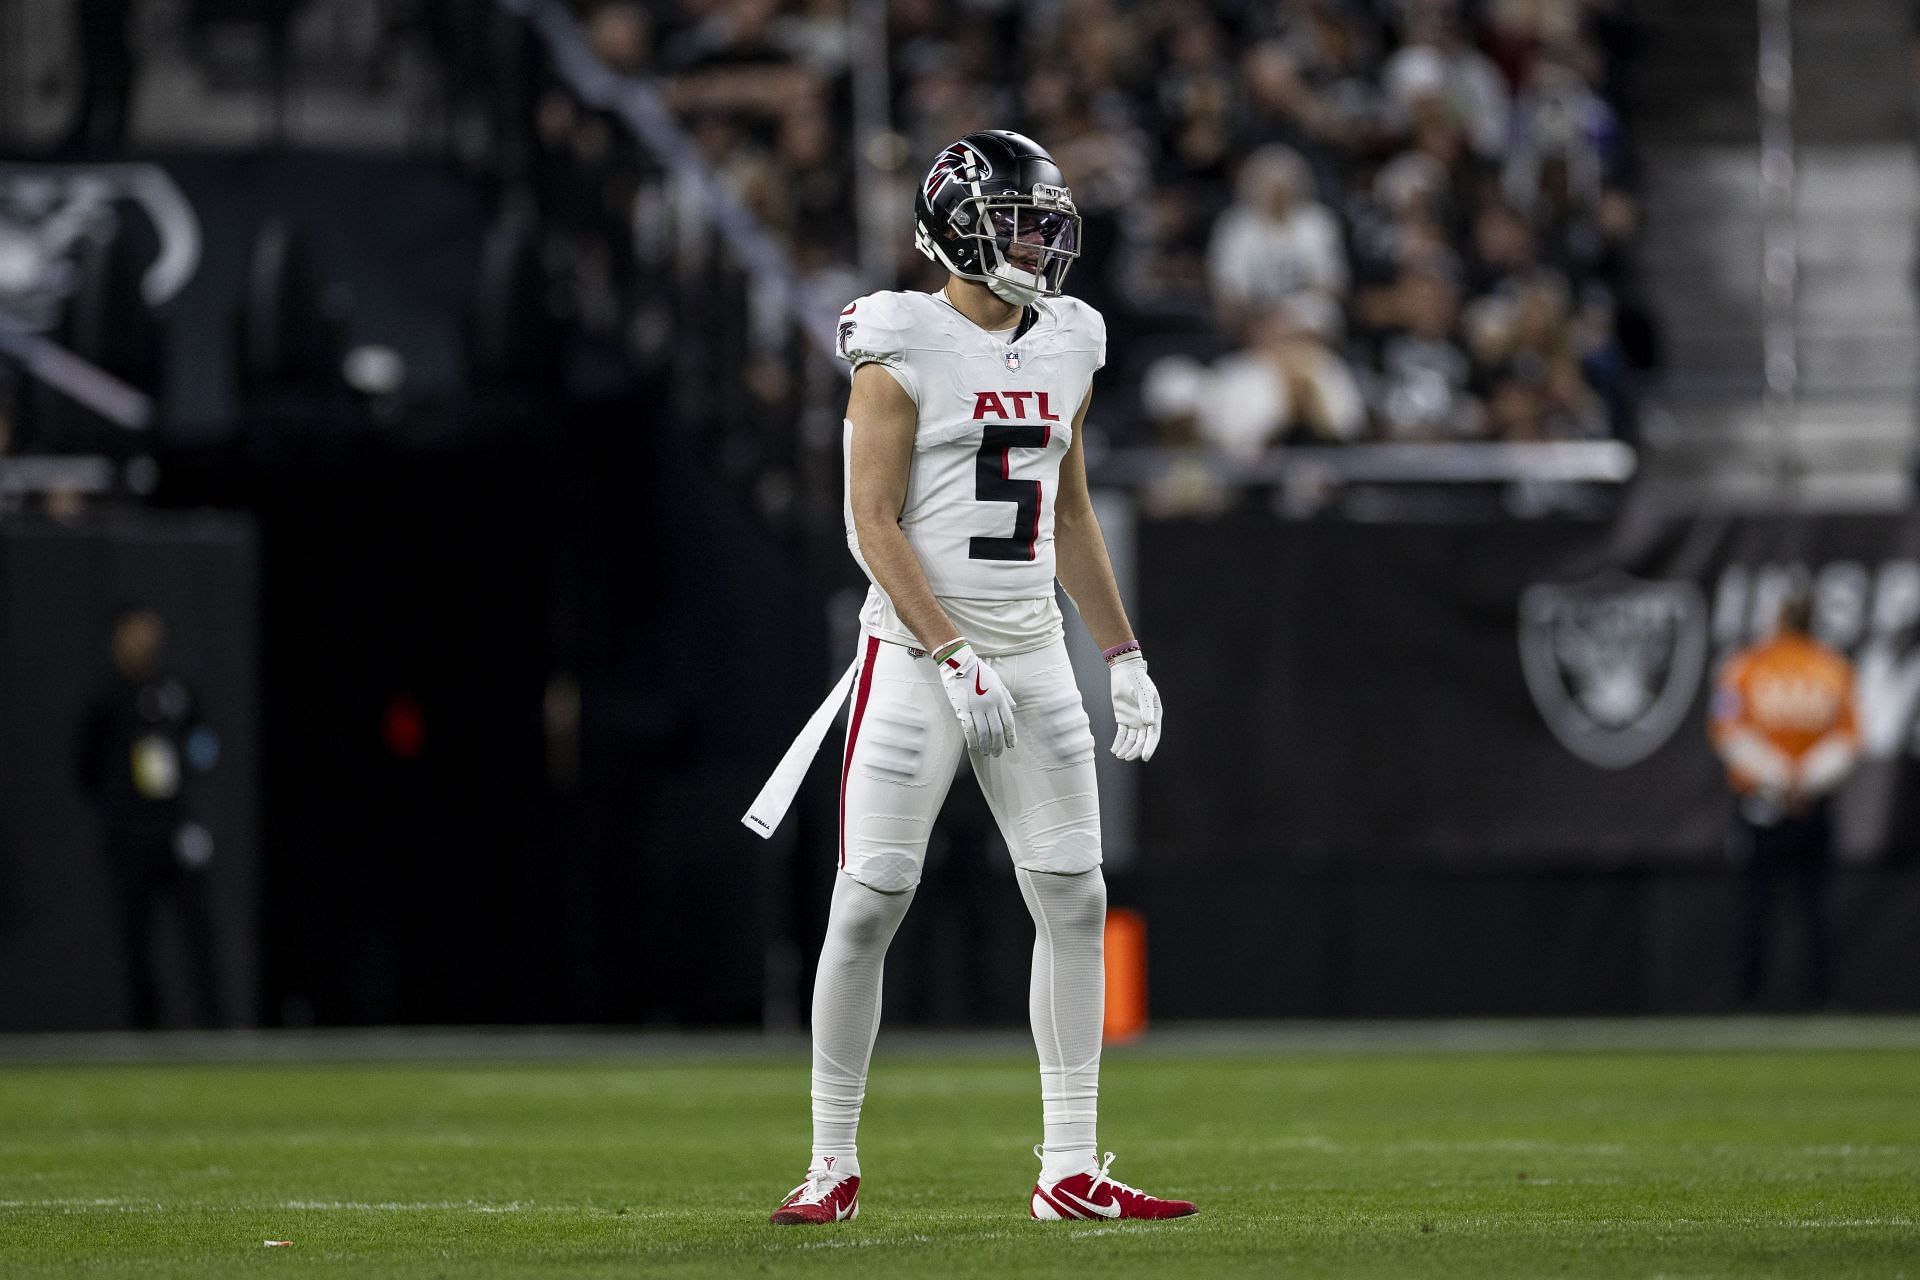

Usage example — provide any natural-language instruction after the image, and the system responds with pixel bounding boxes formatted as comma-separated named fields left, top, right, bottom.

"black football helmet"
left=914, top=130, right=1082, bottom=307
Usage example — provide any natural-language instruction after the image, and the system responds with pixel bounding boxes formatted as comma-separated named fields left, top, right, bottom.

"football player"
left=770, top=130, right=1194, bottom=1225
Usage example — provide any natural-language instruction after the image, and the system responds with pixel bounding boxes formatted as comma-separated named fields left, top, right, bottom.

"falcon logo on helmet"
left=925, top=141, right=992, bottom=202
left=914, top=130, right=1082, bottom=308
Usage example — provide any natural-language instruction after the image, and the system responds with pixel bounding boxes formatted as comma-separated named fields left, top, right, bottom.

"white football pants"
left=809, top=633, right=1106, bottom=1182
left=836, top=634, right=1103, bottom=890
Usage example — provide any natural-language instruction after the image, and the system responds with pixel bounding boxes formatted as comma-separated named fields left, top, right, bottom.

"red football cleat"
left=1030, top=1151, right=1197, bottom=1221
left=769, top=1171, right=861, bottom=1225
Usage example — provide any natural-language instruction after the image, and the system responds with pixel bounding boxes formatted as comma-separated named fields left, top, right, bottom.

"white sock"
left=808, top=872, right=915, bottom=1180
left=1017, top=866, right=1106, bottom=1184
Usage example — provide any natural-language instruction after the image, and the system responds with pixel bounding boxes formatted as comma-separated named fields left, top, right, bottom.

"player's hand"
left=1109, top=652, right=1161, bottom=762
left=936, top=642, right=1018, bottom=757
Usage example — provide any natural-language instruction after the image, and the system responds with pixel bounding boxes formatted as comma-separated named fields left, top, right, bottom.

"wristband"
left=1102, top=641, right=1142, bottom=664
left=932, top=638, right=968, bottom=665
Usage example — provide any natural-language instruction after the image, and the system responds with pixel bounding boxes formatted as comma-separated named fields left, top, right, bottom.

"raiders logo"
left=1519, top=573, right=1709, bottom=769
left=0, top=163, right=201, bottom=330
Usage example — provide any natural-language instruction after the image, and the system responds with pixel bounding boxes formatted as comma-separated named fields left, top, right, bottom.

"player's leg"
left=971, top=640, right=1195, bottom=1220
left=774, top=637, right=963, bottom=1225
left=1016, top=863, right=1106, bottom=1181
left=968, top=642, right=1106, bottom=1174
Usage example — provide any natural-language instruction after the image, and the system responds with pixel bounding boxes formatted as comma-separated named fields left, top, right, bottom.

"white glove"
left=937, top=642, right=1018, bottom=757
left=1109, top=651, right=1161, bottom=762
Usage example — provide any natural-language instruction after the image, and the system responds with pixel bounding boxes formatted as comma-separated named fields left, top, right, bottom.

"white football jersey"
left=837, top=289, right=1106, bottom=636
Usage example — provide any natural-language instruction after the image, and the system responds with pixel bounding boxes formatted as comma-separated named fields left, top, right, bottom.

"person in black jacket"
left=76, top=607, right=224, bottom=1028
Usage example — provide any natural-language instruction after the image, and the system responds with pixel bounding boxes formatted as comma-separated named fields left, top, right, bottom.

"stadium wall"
left=0, top=511, right=260, bottom=1030
left=1130, top=508, right=1920, bottom=1015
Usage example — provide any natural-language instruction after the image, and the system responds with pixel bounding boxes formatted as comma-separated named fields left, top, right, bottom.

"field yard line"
left=786, top=1233, right=937, bottom=1250
left=0, top=1198, right=554, bottom=1214
left=781, top=1229, right=1018, bottom=1251
left=279, top=1199, right=539, bottom=1213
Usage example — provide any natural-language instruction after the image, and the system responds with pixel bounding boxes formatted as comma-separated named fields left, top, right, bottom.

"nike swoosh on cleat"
left=1053, top=1188, right=1120, bottom=1219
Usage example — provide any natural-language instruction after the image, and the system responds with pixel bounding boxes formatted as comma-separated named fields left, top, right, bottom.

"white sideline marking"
left=280, top=1199, right=536, bottom=1213
left=1391, top=1139, right=1629, bottom=1155
left=0, top=1198, right=550, bottom=1214
left=782, top=1230, right=1012, bottom=1251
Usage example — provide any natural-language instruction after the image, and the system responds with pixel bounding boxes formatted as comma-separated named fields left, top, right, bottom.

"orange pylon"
left=1103, top=909, right=1148, bottom=1044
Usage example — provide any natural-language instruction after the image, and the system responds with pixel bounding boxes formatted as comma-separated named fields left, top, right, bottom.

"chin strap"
left=987, top=269, right=1045, bottom=307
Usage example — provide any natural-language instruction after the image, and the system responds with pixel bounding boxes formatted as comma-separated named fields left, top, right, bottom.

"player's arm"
left=845, top=363, right=962, bottom=653
left=1053, top=388, right=1136, bottom=654
left=1054, top=388, right=1162, bottom=762
left=846, top=362, right=1016, bottom=755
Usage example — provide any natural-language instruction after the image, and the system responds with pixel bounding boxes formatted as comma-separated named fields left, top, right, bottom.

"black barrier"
left=1140, top=510, right=1920, bottom=869
left=1129, top=509, right=1920, bottom=1014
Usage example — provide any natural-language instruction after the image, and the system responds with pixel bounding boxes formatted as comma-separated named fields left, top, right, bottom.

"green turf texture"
left=3, top=1040, right=1917, bottom=1277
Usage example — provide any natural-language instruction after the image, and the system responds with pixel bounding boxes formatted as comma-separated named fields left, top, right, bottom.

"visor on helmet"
left=969, top=198, right=1081, bottom=300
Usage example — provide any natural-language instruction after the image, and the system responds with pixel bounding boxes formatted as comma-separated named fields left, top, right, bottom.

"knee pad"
left=1010, top=786, right=1102, bottom=875
left=845, top=813, right=934, bottom=892
left=845, top=691, right=944, bottom=891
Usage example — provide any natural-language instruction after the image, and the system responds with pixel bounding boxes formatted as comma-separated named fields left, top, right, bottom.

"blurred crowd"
left=536, top=0, right=1656, bottom=459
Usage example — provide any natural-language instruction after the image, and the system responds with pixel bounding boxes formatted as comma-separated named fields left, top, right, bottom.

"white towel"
left=740, top=659, right=860, bottom=838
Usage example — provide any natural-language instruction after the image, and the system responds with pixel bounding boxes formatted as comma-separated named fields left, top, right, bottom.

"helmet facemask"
left=920, top=182, right=1082, bottom=307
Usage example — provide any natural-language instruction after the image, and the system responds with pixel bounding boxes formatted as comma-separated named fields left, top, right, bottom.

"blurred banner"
left=1142, top=509, right=1920, bottom=870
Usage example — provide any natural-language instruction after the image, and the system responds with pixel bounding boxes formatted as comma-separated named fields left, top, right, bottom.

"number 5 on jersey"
left=971, top=424, right=1052, bottom=562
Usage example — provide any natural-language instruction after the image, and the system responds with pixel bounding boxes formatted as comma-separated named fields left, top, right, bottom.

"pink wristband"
left=1102, top=641, right=1142, bottom=664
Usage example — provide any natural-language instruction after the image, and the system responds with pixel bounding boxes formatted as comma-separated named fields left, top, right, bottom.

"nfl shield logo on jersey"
left=1004, top=348, right=1022, bottom=372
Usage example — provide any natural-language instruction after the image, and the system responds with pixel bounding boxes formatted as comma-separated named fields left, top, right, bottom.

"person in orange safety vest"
left=1708, top=594, right=1860, bottom=1007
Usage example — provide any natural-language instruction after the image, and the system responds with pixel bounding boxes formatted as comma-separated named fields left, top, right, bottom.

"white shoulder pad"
left=835, top=291, right=922, bottom=370
left=1051, top=295, right=1108, bottom=370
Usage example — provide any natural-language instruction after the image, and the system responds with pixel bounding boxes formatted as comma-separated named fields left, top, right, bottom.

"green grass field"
left=2, top=1023, right=1917, bottom=1277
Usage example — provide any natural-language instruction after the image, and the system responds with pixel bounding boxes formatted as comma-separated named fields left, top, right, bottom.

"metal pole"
left=848, top=0, right=894, bottom=288
left=1757, top=0, right=1799, bottom=497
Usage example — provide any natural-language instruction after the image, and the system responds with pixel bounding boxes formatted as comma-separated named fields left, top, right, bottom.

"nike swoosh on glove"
left=937, top=643, right=1018, bottom=757
left=1109, top=652, right=1161, bottom=762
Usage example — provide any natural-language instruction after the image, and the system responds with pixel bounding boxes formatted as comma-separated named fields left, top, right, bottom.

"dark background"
left=2, top=0, right=1914, bottom=1032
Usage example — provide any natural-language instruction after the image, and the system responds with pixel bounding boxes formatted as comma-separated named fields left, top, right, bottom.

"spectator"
left=1382, top=5, right=1511, bottom=159
left=1118, top=183, right=1214, bottom=323
left=548, top=0, right=1651, bottom=449
left=1200, top=297, right=1366, bottom=456
left=770, top=0, right=852, bottom=79
left=1465, top=198, right=1537, bottom=296
left=587, top=3, right=651, bottom=77
left=1504, top=57, right=1618, bottom=217
left=1372, top=266, right=1478, bottom=441
left=1136, top=355, right=1231, bottom=518
left=1207, top=144, right=1349, bottom=337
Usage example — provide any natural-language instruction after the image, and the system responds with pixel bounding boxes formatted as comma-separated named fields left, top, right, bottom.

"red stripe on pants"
left=839, top=636, right=882, bottom=869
